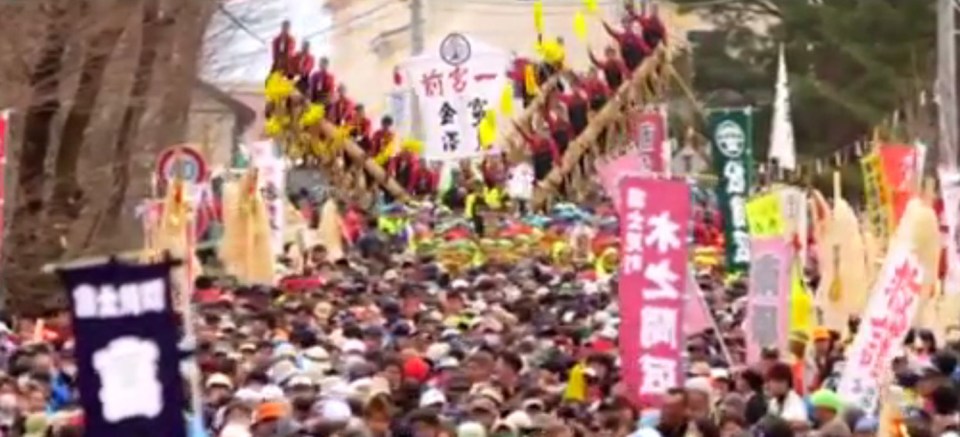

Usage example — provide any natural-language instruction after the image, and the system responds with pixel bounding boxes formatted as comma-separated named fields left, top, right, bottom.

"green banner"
left=708, top=107, right=754, bottom=274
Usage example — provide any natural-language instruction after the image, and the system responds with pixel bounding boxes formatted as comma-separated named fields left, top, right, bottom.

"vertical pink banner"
left=631, top=109, right=667, bottom=174
left=618, top=176, right=689, bottom=408
left=598, top=153, right=645, bottom=212
left=744, top=238, right=792, bottom=363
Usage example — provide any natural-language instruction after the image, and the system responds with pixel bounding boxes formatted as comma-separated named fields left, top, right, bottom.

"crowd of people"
left=5, top=4, right=960, bottom=437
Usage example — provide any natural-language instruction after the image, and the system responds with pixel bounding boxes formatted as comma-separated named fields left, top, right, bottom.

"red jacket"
left=388, top=152, right=421, bottom=190
left=310, top=71, right=335, bottom=98
left=517, top=128, right=560, bottom=163
left=370, top=128, right=394, bottom=157
left=293, top=51, right=315, bottom=77
left=272, top=34, right=295, bottom=64
left=328, top=97, right=354, bottom=125
left=347, top=113, right=372, bottom=139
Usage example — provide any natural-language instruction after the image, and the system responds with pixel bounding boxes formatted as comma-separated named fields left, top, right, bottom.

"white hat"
left=426, top=343, right=451, bottom=362
left=319, top=399, right=353, bottom=422
left=456, top=422, right=487, bottom=437
left=260, top=385, right=285, bottom=401
left=419, top=388, right=447, bottom=407
left=684, top=377, right=712, bottom=395
left=303, top=346, right=330, bottom=361
left=234, top=388, right=262, bottom=402
left=341, top=339, right=367, bottom=355
left=599, top=325, right=618, bottom=340
left=452, top=279, right=470, bottom=289
left=504, top=410, right=532, bottom=429
left=205, top=373, right=234, bottom=390
left=437, top=357, right=460, bottom=369
left=286, top=374, right=314, bottom=389
left=710, top=368, right=731, bottom=380
left=384, top=270, right=400, bottom=281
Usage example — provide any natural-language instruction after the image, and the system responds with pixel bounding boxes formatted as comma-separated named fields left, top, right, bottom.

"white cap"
left=205, top=373, right=234, bottom=390
left=452, top=279, right=470, bottom=289
left=599, top=325, right=618, bottom=340
left=286, top=374, right=314, bottom=389
left=504, top=410, right=532, bottom=429
left=426, top=343, right=451, bottom=361
left=341, top=339, right=366, bottom=355
left=320, top=399, right=353, bottom=422
left=419, top=388, right=447, bottom=407
left=260, top=385, right=285, bottom=401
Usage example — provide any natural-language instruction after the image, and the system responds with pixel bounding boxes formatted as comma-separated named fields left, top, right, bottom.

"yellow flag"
left=789, top=262, right=814, bottom=335
left=478, top=110, right=497, bottom=149
left=563, top=362, right=587, bottom=402
left=573, top=10, right=588, bottom=42
left=524, top=64, right=540, bottom=97
left=499, top=83, right=515, bottom=116
left=533, top=0, right=544, bottom=34
left=584, top=0, right=598, bottom=13
left=745, top=191, right=785, bottom=237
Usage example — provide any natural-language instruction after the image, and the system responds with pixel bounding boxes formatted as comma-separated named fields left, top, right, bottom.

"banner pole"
left=182, top=187, right=204, bottom=424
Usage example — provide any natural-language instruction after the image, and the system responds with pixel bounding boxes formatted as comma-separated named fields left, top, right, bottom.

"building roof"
left=194, top=80, right=257, bottom=130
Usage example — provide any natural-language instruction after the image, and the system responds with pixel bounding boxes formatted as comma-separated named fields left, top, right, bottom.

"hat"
left=318, top=399, right=352, bottom=422
left=341, top=339, right=367, bottom=355
left=403, top=356, right=431, bottom=383
left=813, top=327, right=831, bottom=341
left=710, top=368, right=731, bottom=380
left=425, top=343, right=451, bottom=361
left=254, top=402, right=288, bottom=423
left=688, top=362, right=711, bottom=377
left=504, top=410, right=533, bottom=429
left=685, top=377, right=712, bottom=395
left=810, top=389, right=844, bottom=412
left=205, top=373, right=234, bottom=390
left=419, top=388, right=447, bottom=407
left=286, top=374, right=314, bottom=389
left=789, top=331, right=810, bottom=344
left=469, top=396, right=499, bottom=415
left=457, top=421, right=487, bottom=437
left=452, top=279, right=470, bottom=289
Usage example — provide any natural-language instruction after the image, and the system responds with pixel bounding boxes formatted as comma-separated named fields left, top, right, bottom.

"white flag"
left=769, top=45, right=797, bottom=171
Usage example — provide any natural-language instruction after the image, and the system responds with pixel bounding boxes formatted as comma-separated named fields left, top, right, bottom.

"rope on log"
left=531, top=47, right=668, bottom=209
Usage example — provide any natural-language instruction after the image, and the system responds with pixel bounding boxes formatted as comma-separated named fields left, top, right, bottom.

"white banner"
left=836, top=246, right=923, bottom=413
left=247, top=141, right=287, bottom=257
left=403, top=35, right=509, bottom=161
left=939, top=166, right=960, bottom=294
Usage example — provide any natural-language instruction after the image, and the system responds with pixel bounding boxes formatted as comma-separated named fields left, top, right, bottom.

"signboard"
left=156, top=145, right=208, bottom=188
left=404, top=34, right=509, bottom=161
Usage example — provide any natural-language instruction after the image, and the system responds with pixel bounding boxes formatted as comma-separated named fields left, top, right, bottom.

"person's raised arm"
left=602, top=21, right=620, bottom=40
left=588, top=48, right=602, bottom=69
left=628, top=4, right=642, bottom=22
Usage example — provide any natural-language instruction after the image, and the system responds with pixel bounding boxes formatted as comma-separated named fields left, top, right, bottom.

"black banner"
left=58, top=259, right=186, bottom=437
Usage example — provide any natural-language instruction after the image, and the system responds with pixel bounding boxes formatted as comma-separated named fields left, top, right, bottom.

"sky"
left=202, top=0, right=331, bottom=84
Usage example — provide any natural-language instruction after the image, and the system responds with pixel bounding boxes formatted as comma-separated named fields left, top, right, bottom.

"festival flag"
left=683, top=273, right=712, bottom=336
left=788, top=262, right=814, bottom=336
left=768, top=45, right=796, bottom=171
left=745, top=238, right=792, bottom=363
left=573, top=10, right=588, bottom=42
left=837, top=245, right=923, bottom=413
left=878, top=144, right=919, bottom=226
left=533, top=0, right=545, bottom=34
left=777, top=186, right=808, bottom=267
left=58, top=259, right=187, bottom=437
left=860, top=150, right=893, bottom=242
left=708, top=107, right=754, bottom=273
left=618, top=176, right=690, bottom=408
left=745, top=191, right=784, bottom=237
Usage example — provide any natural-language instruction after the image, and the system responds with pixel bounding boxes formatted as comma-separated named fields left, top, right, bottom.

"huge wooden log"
left=316, top=119, right=412, bottom=204
left=531, top=48, right=667, bottom=209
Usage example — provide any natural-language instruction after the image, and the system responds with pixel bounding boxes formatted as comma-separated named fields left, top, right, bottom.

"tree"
left=674, top=0, right=936, bottom=159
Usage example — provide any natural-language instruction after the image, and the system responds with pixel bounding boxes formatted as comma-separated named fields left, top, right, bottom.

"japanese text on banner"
left=878, top=144, right=918, bottom=227
left=744, top=238, right=792, bottom=362
left=405, top=39, right=509, bottom=161
left=630, top=109, right=667, bottom=174
left=938, top=167, right=960, bottom=294
left=861, top=152, right=891, bottom=242
left=618, top=177, right=690, bottom=408
left=837, top=247, right=923, bottom=413
left=708, top=108, right=754, bottom=273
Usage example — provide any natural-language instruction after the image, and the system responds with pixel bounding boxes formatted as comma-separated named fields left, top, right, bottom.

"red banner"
left=878, top=144, right=918, bottom=226
left=630, top=109, right=667, bottom=175
left=618, top=176, right=690, bottom=407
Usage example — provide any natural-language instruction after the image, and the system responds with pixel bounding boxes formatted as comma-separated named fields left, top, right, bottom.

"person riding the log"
left=291, top=40, right=314, bottom=94
left=272, top=20, right=296, bottom=75
left=308, top=57, right=335, bottom=105
left=602, top=16, right=652, bottom=72
left=513, top=119, right=560, bottom=183
left=588, top=45, right=628, bottom=94
left=627, top=1, right=667, bottom=49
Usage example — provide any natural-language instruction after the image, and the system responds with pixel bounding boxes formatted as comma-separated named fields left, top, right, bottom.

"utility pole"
left=410, top=0, right=425, bottom=140
left=411, top=0, right=424, bottom=56
left=937, top=0, right=959, bottom=169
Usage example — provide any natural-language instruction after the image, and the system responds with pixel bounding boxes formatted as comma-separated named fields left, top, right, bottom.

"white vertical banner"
left=403, top=34, right=509, bottom=161
left=769, top=45, right=796, bottom=171
left=939, top=166, right=960, bottom=294
left=247, top=141, right=286, bottom=257
left=836, top=246, right=923, bottom=413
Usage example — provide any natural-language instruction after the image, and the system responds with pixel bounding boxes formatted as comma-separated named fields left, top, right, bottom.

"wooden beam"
left=531, top=48, right=667, bottom=208
left=503, top=75, right=563, bottom=163
left=316, top=119, right=411, bottom=204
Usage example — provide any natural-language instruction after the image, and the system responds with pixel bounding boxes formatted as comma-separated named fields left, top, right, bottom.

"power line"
left=216, top=3, right=268, bottom=46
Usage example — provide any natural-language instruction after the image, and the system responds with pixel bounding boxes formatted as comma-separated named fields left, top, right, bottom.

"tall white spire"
left=769, top=44, right=797, bottom=171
